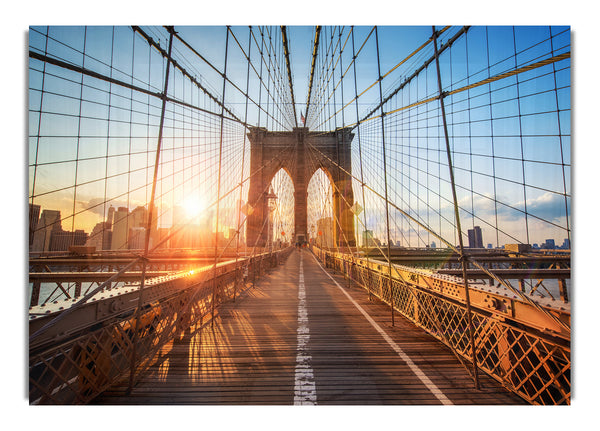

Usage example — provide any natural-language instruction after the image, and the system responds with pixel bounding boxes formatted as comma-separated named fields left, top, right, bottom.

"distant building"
left=362, top=230, right=375, bottom=247
left=171, top=205, right=191, bottom=248
left=235, top=199, right=246, bottom=236
left=431, top=241, right=436, bottom=249
left=108, top=206, right=153, bottom=250
left=32, top=209, right=62, bottom=252
left=487, top=243, right=493, bottom=249
left=154, top=227, right=170, bottom=249
left=129, top=206, right=149, bottom=249
left=172, top=223, right=211, bottom=249
left=128, top=227, right=146, bottom=250
left=111, top=207, right=130, bottom=250
left=215, top=231, right=226, bottom=247
left=505, top=243, right=531, bottom=254
left=544, top=239, right=556, bottom=249
left=130, top=206, right=147, bottom=229
left=29, top=203, right=40, bottom=249
left=107, top=205, right=115, bottom=226
left=561, top=238, right=570, bottom=249
left=467, top=226, right=483, bottom=248
left=86, top=221, right=112, bottom=251
left=49, top=229, right=87, bottom=252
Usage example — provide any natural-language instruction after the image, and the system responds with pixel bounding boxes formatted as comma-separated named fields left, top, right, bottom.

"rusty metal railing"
left=29, top=247, right=293, bottom=405
left=314, top=247, right=570, bottom=405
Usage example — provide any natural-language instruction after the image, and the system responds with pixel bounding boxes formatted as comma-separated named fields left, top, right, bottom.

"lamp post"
left=266, top=187, right=277, bottom=251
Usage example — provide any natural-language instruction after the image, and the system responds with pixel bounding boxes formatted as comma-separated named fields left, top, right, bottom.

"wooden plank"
left=94, top=250, right=526, bottom=405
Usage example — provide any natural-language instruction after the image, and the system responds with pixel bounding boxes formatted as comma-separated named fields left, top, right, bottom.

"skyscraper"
left=31, top=210, right=62, bottom=252
left=29, top=203, right=40, bottom=249
left=86, top=221, right=112, bottom=251
left=467, top=226, right=484, bottom=248
left=128, top=227, right=146, bottom=250
left=107, top=205, right=115, bottom=226
left=49, top=229, right=87, bottom=251
left=111, top=207, right=130, bottom=250
left=130, top=206, right=147, bottom=229
left=362, top=230, right=375, bottom=247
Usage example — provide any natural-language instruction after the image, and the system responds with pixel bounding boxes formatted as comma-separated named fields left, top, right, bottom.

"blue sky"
left=27, top=24, right=571, bottom=248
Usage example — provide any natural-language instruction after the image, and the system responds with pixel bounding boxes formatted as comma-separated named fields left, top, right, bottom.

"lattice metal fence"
left=29, top=248, right=292, bottom=404
left=317, top=248, right=570, bottom=405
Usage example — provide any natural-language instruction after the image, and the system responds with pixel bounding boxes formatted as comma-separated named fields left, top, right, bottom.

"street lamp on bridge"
left=266, top=187, right=277, bottom=250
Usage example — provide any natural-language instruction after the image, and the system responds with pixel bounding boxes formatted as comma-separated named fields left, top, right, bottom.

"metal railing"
left=29, top=247, right=293, bottom=405
left=313, top=247, right=570, bottom=405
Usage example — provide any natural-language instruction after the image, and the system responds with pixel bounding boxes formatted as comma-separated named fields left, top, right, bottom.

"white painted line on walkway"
left=294, top=252, right=317, bottom=405
left=310, top=252, right=453, bottom=405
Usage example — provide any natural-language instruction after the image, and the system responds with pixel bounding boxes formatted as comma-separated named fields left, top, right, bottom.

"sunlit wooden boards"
left=95, top=250, right=525, bottom=405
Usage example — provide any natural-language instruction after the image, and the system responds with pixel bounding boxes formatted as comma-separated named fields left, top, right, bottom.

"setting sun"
left=182, top=195, right=207, bottom=218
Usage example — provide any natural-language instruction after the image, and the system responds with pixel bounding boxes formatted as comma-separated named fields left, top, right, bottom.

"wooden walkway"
left=94, top=249, right=526, bottom=405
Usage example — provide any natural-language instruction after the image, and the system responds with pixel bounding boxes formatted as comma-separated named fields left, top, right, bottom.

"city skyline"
left=29, top=198, right=572, bottom=255
left=29, top=199, right=249, bottom=253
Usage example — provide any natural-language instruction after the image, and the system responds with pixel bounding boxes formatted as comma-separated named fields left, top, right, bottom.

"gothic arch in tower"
left=246, top=126, right=356, bottom=247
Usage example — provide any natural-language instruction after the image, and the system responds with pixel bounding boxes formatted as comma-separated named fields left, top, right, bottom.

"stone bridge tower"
left=246, top=127, right=356, bottom=248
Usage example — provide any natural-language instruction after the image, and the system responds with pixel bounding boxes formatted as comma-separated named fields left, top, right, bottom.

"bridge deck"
left=94, top=250, right=525, bottom=405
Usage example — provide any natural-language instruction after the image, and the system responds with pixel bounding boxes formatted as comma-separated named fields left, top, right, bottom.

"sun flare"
left=182, top=195, right=207, bottom=218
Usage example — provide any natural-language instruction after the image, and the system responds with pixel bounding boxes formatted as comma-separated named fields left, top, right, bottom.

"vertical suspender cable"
left=374, top=27, right=395, bottom=326
left=337, top=27, right=353, bottom=284
left=128, top=26, right=175, bottom=394
left=256, top=28, right=265, bottom=128
left=30, top=27, right=49, bottom=211
left=235, top=26, right=253, bottom=302
left=512, top=26, right=530, bottom=245
left=432, top=26, right=480, bottom=389
left=332, top=28, right=342, bottom=248
left=281, top=26, right=298, bottom=128
left=101, top=28, right=116, bottom=254
left=212, top=27, right=230, bottom=325
left=351, top=27, right=372, bottom=300
left=266, top=28, right=273, bottom=131
left=484, top=27, right=500, bottom=249
left=70, top=27, right=87, bottom=246
left=549, top=26, right=570, bottom=245
left=305, top=26, right=321, bottom=127
left=125, top=29, right=135, bottom=252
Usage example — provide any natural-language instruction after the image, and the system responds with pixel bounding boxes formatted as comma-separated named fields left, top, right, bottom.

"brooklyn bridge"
left=20, top=22, right=582, bottom=422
